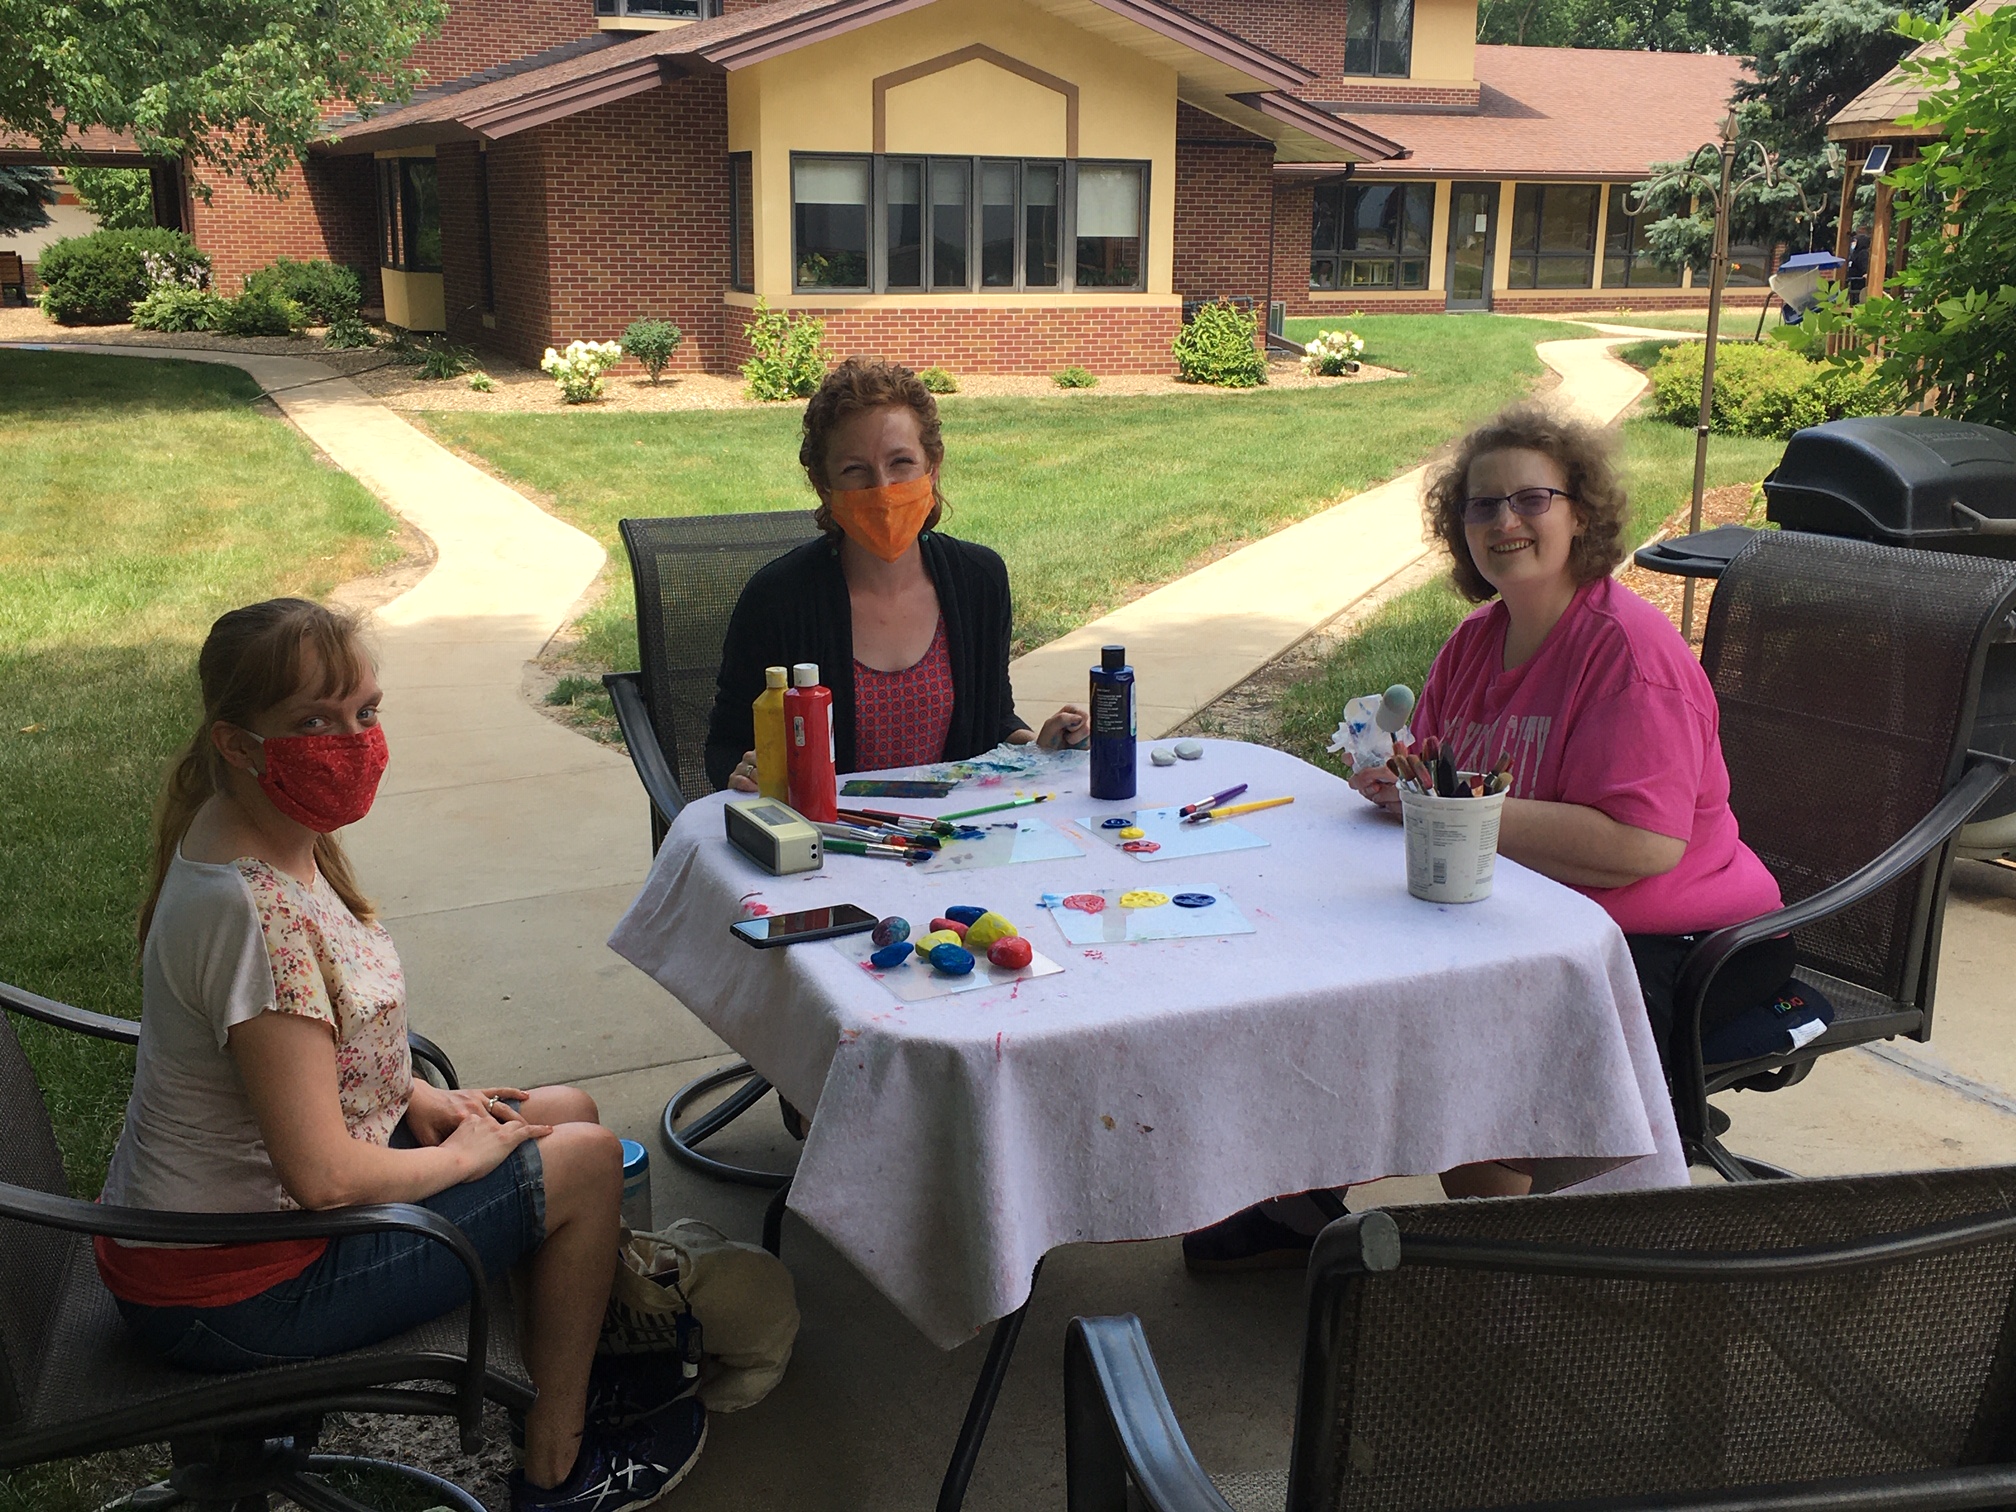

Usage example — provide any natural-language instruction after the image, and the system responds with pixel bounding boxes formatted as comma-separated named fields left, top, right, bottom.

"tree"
left=0, top=0, right=448, bottom=194
left=1476, top=0, right=1751, bottom=51
left=0, top=164, right=55, bottom=236
left=69, top=168, right=154, bottom=230
left=1782, top=6, right=2016, bottom=428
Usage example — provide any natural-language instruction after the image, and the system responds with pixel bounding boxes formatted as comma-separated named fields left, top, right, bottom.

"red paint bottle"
left=784, top=662, right=837, bottom=822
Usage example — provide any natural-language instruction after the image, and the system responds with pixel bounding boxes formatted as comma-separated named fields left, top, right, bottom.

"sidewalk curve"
left=1007, top=335, right=1653, bottom=737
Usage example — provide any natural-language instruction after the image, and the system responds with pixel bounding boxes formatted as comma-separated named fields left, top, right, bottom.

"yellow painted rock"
left=915, top=929, right=963, bottom=956
left=1119, top=890, right=1170, bottom=910
left=962, top=911, right=1018, bottom=951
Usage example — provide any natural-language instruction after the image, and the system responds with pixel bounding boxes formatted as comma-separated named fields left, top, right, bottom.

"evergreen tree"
left=0, top=164, right=55, bottom=237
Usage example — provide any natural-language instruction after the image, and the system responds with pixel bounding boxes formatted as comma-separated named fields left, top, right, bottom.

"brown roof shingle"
left=1829, top=0, right=2008, bottom=139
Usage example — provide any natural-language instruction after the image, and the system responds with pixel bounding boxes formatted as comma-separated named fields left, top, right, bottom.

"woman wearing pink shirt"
left=1350, top=405, right=1788, bottom=1194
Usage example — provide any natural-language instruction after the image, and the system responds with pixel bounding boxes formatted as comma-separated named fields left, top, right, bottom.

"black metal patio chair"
left=1672, top=532, right=2016, bottom=1180
left=1066, top=1164, right=2016, bottom=1512
left=0, top=982, right=531, bottom=1512
left=602, top=512, right=823, bottom=1201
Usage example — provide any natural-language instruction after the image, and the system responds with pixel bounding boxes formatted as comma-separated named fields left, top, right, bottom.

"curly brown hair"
left=799, top=358, right=947, bottom=538
left=1424, top=404, right=1630, bottom=603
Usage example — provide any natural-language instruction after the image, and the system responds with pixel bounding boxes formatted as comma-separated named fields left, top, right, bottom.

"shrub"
left=1052, top=365, right=1098, bottom=389
left=36, top=228, right=209, bottom=324
left=542, top=339, right=625, bottom=403
left=741, top=299, right=831, bottom=401
left=130, top=286, right=226, bottom=333
left=1647, top=340, right=1896, bottom=440
left=322, top=315, right=377, bottom=350
left=469, top=372, right=497, bottom=393
left=214, top=288, right=307, bottom=337
left=1301, top=328, right=1365, bottom=377
left=918, top=366, right=959, bottom=394
left=1173, top=299, right=1267, bottom=388
left=242, top=258, right=361, bottom=324
left=620, top=318, right=683, bottom=384
left=417, top=340, right=475, bottom=380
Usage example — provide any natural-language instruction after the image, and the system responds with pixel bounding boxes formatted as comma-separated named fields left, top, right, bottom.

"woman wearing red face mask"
left=99, top=600, right=707, bottom=1512
left=707, top=358, right=1086, bottom=792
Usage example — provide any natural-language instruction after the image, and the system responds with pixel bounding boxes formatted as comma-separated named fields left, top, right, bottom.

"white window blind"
left=1076, top=166, right=1140, bottom=238
left=793, top=157, right=870, bottom=206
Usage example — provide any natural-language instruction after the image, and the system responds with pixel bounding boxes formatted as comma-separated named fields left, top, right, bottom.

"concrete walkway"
left=1008, top=336, right=1654, bottom=735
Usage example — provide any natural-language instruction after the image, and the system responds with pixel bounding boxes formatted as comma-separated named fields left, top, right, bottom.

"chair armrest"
left=603, top=671, right=687, bottom=826
left=0, top=1180, right=498, bottom=1448
left=1065, top=1315, right=1233, bottom=1512
left=0, top=981, right=139, bottom=1045
left=407, top=1030, right=460, bottom=1091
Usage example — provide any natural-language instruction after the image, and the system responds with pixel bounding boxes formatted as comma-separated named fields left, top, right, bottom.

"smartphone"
left=731, top=903, right=877, bottom=949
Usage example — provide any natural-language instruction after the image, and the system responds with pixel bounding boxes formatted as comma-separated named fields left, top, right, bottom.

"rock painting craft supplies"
left=871, top=941, right=915, bottom=967
left=753, top=666, right=790, bottom=801
left=930, top=943, right=976, bottom=975
left=910, top=818, right=1084, bottom=872
left=1089, top=645, right=1137, bottom=800
left=1402, top=778, right=1508, bottom=904
left=1174, top=741, right=1203, bottom=760
left=839, top=778, right=960, bottom=798
left=1385, top=741, right=1511, bottom=799
left=1150, top=748, right=1177, bottom=767
left=1042, top=885, right=1255, bottom=946
left=784, top=664, right=837, bottom=822
left=941, top=794, right=1051, bottom=822
left=1178, top=783, right=1247, bottom=818
left=825, top=837, right=931, bottom=862
left=881, top=741, right=1087, bottom=789
left=833, top=930, right=1063, bottom=1002
left=871, top=915, right=911, bottom=946
left=1329, top=685, right=1416, bottom=773
left=987, top=936, right=1033, bottom=969
left=1074, top=805, right=1269, bottom=863
left=1181, top=795, right=1295, bottom=826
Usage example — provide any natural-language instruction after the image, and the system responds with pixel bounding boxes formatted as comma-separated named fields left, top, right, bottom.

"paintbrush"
left=940, top=794, right=1050, bottom=822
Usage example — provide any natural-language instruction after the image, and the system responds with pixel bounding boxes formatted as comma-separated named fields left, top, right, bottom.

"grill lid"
left=1764, top=416, right=2016, bottom=546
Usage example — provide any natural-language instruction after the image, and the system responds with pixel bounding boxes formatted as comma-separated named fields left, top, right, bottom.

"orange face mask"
left=827, top=475, right=936, bottom=563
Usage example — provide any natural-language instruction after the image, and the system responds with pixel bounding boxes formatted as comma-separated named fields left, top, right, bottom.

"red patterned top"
left=854, top=617, right=956, bottom=772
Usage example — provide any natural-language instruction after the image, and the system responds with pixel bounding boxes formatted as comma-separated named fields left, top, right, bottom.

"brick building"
left=171, top=0, right=1749, bottom=373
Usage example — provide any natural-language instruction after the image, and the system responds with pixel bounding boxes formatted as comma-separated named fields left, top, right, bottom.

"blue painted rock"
left=945, top=905, right=988, bottom=926
left=962, top=911, right=1017, bottom=951
left=871, top=915, right=911, bottom=948
left=987, top=936, right=1033, bottom=970
left=870, top=941, right=915, bottom=968
left=929, top=943, right=976, bottom=976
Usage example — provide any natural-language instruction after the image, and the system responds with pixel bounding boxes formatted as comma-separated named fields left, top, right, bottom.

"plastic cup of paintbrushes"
left=1400, top=776, right=1506, bottom=904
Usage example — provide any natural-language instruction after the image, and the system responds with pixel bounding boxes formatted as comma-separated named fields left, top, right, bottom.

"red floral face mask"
left=248, top=725, right=389, bottom=832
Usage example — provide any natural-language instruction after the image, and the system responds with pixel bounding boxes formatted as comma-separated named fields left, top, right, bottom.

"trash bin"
left=1762, top=416, right=2016, bottom=827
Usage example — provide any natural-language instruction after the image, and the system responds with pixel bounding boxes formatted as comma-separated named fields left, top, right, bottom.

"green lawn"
left=1568, top=302, right=1784, bottom=335
left=1274, top=417, right=1787, bottom=770
left=419, top=315, right=1587, bottom=679
left=0, top=352, right=400, bottom=1195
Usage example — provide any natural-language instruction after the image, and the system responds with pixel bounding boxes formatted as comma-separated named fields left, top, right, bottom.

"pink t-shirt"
left=1413, top=576, right=1781, bottom=937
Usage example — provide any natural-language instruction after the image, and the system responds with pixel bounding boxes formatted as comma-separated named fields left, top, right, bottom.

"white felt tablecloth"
left=609, top=739, right=1685, bottom=1350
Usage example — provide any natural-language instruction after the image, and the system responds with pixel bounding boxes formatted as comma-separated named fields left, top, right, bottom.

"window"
left=1508, top=183, right=1597, bottom=289
left=789, top=155, right=1143, bottom=294
left=1725, top=240, right=1769, bottom=288
left=1346, top=0, right=1413, bottom=77
left=1310, top=181, right=1431, bottom=290
left=729, top=152, right=754, bottom=292
left=593, top=0, right=716, bottom=16
left=377, top=158, right=441, bottom=273
left=476, top=153, right=495, bottom=312
left=793, top=156, right=870, bottom=289
left=1601, top=184, right=1679, bottom=290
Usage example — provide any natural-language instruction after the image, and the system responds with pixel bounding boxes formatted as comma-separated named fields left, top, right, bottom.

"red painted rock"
left=929, top=916, right=969, bottom=939
left=987, top=936, right=1034, bottom=970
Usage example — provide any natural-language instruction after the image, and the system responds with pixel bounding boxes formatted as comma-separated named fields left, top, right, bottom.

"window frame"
left=1601, top=183, right=1680, bottom=291
left=1345, top=0, right=1414, bottom=78
left=788, top=152, right=1146, bottom=296
left=591, top=0, right=718, bottom=18
left=1309, top=180, right=1433, bottom=292
left=1506, top=182, right=1598, bottom=291
left=376, top=157, right=442, bottom=275
left=728, top=151, right=754, bottom=293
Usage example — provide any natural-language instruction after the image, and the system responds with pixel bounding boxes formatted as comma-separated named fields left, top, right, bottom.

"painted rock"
left=1150, top=748, right=1177, bottom=766
left=871, top=915, right=911, bottom=948
left=929, top=916, right=970, bottom=939
left=870, top=941, right=915, bottom=967
left=1119, top=889, right=1170, bottom=909
left=945, top=905, right=988, bottom=926
left=1171, top=892, right=1216, bottom=909
left=1174, top=740, right=1204, bottom=760
left=1117, top=826, right=1145, bottom=839
left=963, top=911, right=1018, bottom=951
left=916, top=929, right=963, bottom=956
left=987, top=936, right=1034, bottom=970
left=929, top=943, right=976, bottom=976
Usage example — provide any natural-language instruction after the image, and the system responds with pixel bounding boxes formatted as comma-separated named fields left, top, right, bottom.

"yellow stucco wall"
left=1411, top=0, right=1479, bottom=87
left=382, top=268, right=446, bottom=332
left=727, top=0, right=1177, bottom=304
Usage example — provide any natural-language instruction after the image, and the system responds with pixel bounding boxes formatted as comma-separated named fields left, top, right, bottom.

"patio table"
left=609, top=737, right=1684, bottom=1499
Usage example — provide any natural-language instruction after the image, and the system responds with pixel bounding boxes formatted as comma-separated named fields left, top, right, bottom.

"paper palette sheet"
left=911, top=819, right=1085, bottom=871
left=1074, top=806, right=1268, bottom=863
left=1041, top=885, right=1255, bottom=945
left=833, top=933, right=1064, bottom=1001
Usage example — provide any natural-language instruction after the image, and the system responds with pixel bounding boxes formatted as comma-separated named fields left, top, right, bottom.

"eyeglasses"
left=1460, top=487, right=1572, bottom=526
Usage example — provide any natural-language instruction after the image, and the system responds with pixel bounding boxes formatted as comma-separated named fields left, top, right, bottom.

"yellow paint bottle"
left=753, top=665, right=790, bottom=800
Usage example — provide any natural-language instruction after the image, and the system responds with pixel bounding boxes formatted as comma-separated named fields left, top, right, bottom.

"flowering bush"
left=542, top=339, right=624, bottom=403
left=141, top=249, right=209, bottom=291
left=1301, top=328, right=1364, bottom=377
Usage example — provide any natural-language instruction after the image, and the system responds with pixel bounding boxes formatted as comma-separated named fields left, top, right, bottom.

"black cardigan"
left=703, top=532, right=1028, bottom=790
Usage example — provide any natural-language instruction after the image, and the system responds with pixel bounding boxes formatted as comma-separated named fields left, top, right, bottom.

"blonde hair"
left=141, top=599, right=377, bottom=942
left=1424, top=404, right=1630, bottom=604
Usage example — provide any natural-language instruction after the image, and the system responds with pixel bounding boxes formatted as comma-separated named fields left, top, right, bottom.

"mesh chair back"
left=1301, top=1167, right=2016, bottom=1512
left=0, top=1012, right=84, bottom=1429
left=619, top=513, right=824, bottom=804
left=1701, top=533, right=2016, bottom=1000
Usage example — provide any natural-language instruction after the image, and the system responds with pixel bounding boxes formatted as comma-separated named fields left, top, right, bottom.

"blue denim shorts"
left=116, top=1124, right=547, bottom=1373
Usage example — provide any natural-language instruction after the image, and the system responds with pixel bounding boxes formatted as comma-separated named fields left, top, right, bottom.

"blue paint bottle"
left=1088, top=644, right=1137, bottom=801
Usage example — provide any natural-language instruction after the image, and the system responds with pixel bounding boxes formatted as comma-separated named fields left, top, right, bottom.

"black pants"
left=1626, top=931, right=1798, bottom=1081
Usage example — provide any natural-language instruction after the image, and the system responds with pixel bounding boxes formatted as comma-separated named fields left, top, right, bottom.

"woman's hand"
left=1035, top=705, right=1090, bottom=751
left=729, top=750, right=759, bottom=792
left=1348, top=763, right=1403, bottom=817
left=439, top=1106, right=551, bottom=1184
left=406, top=1078, right=531, bottom=1147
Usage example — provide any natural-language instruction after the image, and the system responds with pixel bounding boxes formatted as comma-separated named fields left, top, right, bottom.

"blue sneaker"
left=589, top=1350, right=700, bottom=1428
left=508, top=1400, right=708, bottom=1512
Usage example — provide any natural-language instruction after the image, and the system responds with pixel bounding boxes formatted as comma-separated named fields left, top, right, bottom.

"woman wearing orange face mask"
left=707, top=358, right=1086, bottom=792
